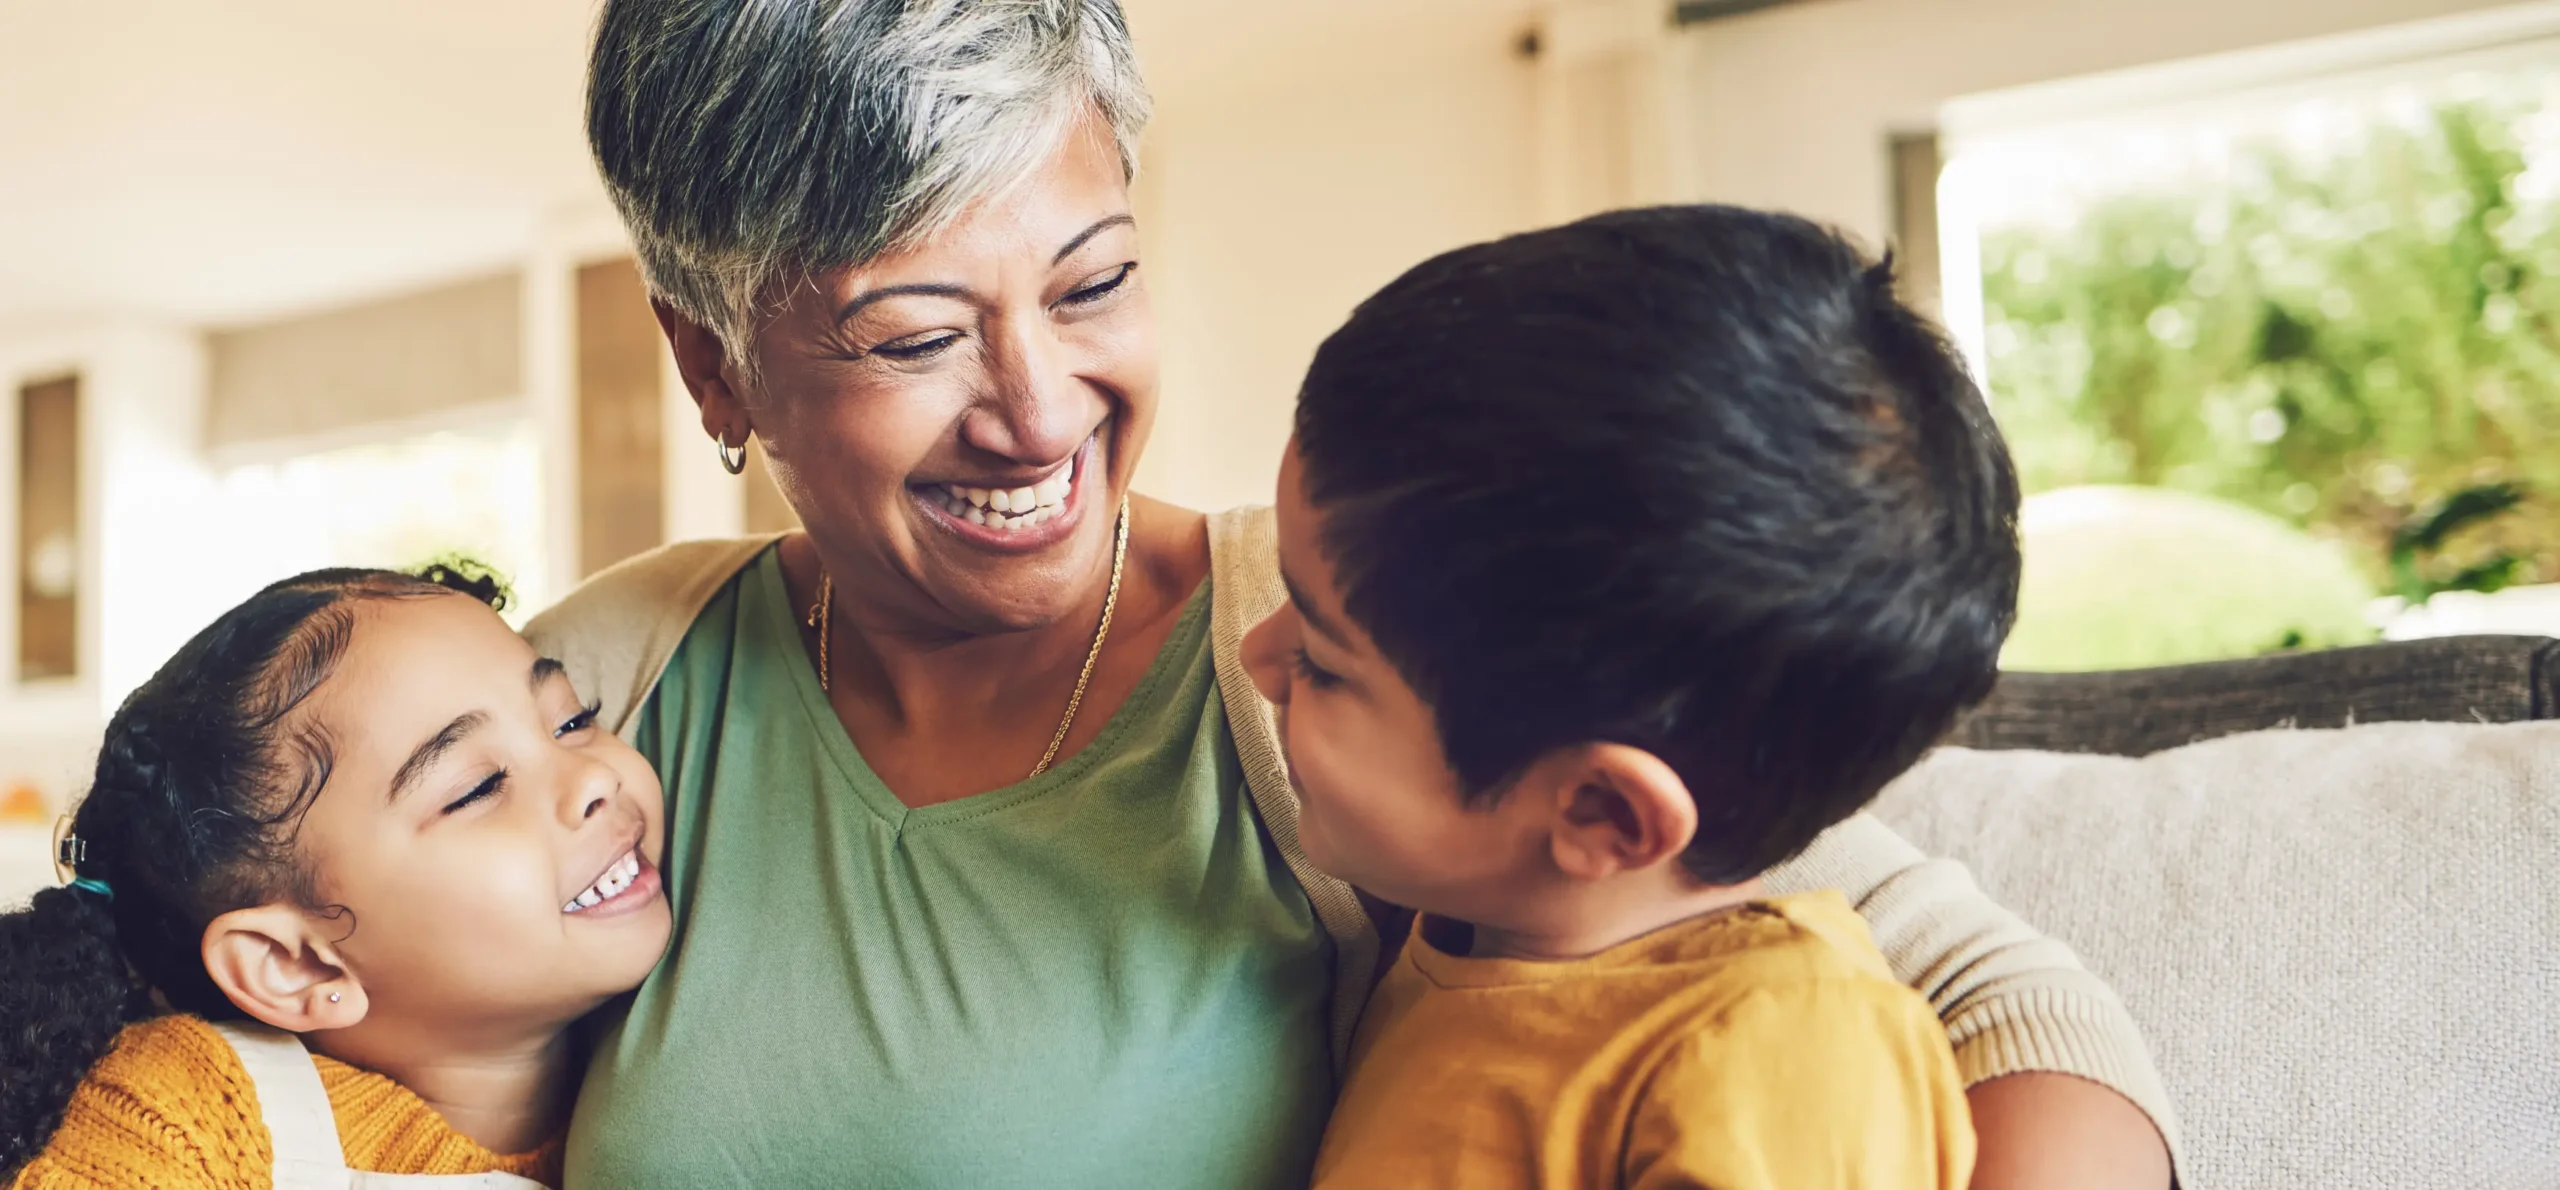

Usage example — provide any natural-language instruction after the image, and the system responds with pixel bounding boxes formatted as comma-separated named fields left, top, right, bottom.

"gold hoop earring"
left=716, top=436, right=748, bottom=475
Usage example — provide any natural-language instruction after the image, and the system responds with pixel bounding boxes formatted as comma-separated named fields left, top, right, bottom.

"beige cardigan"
left=525, top=507, right=2181, bottom=1164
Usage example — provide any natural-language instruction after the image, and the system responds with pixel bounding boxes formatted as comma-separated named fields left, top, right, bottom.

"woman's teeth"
left=564, top=850, right=642, bottom=913
left=936, top=459, right=1074, bottom=532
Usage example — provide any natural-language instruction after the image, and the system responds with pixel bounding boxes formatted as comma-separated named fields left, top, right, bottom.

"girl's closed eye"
left=443, top=769, right=507, bottom=816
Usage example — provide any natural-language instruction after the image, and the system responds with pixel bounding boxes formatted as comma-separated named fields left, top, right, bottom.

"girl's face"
left=286, top=592, right=669, bottom=1045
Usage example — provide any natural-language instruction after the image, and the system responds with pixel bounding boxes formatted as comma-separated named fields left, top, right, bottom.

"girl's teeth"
left=565, top=852, right=643, bottom=912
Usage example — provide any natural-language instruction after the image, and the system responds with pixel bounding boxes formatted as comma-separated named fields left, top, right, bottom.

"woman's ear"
left=651, top=297, right=753, bottom=448
left=1536, top=744, right=1699, bottom=884
left=202, top=904, right=367, bottom=1035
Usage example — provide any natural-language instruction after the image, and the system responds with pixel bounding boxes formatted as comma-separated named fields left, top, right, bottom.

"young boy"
left=1241, top=204, right=2016, bottom=1188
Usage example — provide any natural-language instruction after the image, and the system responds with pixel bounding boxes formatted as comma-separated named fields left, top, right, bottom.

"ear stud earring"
left=328, top=993, right=342, bottom=1003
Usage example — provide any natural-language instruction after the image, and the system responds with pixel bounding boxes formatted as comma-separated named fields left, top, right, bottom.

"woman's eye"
left=1061, top=262, right=1135, bottom=306
left=870, top=332, right=961, bottom=361
left=1293, top=649, right=1344, bottom=691
left=442, top=770, right=507, bottom=816
left=557, top=700, right=602, bottom=739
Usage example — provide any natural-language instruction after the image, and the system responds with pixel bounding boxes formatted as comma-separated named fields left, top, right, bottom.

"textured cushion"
left=1871, top=722, right=2560, bottom=1190
left=1953, top=636, right=2560, bottom=757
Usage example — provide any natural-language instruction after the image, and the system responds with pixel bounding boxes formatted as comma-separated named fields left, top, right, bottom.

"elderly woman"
left=533, top=2, right=2179, bottom=1187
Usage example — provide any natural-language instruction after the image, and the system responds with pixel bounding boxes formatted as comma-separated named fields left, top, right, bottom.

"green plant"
left=2388, top=481, right=2529, bottom=605
left=1981, top=94, right=2560, bottom=591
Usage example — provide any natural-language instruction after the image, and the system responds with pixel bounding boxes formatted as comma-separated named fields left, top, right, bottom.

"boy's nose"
left=1241, top=610, right=1293, bottom=706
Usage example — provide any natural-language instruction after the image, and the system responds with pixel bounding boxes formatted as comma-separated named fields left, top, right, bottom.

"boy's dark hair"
left=0, top=562, right=506, bottom=1172
left=1294, top=204, right=2020, bottom=885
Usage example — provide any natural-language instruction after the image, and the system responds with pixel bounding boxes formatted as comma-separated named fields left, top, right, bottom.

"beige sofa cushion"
left=1871, top=721, right=2560, bottom=1190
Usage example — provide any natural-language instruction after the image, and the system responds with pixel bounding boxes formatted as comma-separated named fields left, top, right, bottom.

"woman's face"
left=713, top=111, right=1155, bottom=635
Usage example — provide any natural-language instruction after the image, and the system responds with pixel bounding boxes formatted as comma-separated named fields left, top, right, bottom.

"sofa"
left=1875, top=635, right=2560, bottom=1189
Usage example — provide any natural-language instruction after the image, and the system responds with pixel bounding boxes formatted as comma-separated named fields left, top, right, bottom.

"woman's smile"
left=910, top=431, right=1103, bottom=554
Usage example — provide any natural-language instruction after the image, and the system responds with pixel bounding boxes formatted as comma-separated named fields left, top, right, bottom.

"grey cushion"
left=1953, top=636, right=2560, bottom=757
left=1874, top=721, right=2560, bottom=1190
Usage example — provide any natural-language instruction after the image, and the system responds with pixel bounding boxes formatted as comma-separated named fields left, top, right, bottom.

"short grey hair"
left=587, top=0, right=1151, bottom=366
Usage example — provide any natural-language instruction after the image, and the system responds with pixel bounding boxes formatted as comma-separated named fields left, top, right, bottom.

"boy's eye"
left=1293, top=649, right=1345, bottom=691
left=556, top=700, right=602, bottom=739
left=443, top=769, right=507, bottom=816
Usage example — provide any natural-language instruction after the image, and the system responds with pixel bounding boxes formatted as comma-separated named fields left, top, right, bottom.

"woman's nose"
left=966, top=313, right=1094, bottom=464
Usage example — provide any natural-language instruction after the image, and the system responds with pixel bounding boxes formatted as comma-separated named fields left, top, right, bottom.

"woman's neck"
left=311, top=1025, right=577, bottom=1156
left=779, top=497, right=1211, bottom=805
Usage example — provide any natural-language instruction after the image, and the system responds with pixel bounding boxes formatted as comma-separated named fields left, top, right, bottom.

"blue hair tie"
left=69, top=877, right=113, bottom=901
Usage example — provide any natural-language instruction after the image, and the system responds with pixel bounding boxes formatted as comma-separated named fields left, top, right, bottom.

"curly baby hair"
left=0, top=563, right=507, bottom=1172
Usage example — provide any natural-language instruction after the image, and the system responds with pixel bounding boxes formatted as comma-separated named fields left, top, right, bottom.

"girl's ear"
left=201, top=904, right=367, bottom=1034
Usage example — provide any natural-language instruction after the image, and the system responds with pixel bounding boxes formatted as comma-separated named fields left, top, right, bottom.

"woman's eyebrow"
left=834, top=282, right=971, bottom=326
left=1052, top=213, right=1134, bottom=264
left=387, top=712, right=490, bottom=804
left=829, top=215, right=1134, bottom=324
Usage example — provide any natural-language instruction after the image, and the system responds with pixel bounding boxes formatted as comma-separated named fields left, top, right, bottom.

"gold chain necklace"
left=807, top=494, right=1132, bottom=781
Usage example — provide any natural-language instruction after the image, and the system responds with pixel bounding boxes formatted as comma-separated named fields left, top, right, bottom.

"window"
left=212, top=422, right=551, bottom=622
left=1938, top=46, right=2560, bottom=668
left=16, top=374, right=79, bottom=684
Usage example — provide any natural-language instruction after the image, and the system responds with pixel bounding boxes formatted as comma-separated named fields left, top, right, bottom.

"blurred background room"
left=5, top=0, right=2558, bottom=901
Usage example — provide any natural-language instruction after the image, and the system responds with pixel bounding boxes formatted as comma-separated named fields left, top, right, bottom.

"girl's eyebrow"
left=387, top=660, right=574, bottom=803
left=387, top=712, right=489, bottom=804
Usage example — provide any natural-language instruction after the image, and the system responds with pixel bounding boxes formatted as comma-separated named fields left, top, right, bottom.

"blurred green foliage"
left=1981, top=95, right=2560, bottom=593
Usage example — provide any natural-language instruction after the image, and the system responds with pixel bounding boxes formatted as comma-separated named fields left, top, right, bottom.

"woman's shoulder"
left=11, top=1015, right=263, bottom=1189
left=524, top=535, right=785, bottom=649
left=1203, top=505, right=1280, bottom=625
left=523, top=534, right=787, bottom=737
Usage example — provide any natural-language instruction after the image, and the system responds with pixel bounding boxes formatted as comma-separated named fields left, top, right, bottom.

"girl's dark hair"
left=0, top=561, right=507, bottom=1171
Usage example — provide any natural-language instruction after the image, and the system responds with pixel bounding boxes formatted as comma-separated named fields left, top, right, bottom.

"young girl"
left=1, top=564, right=669, bottom=1189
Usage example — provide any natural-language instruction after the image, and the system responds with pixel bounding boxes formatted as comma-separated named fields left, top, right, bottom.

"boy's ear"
left=1534, top=743, right=1699, bottom=883
left=202, top=904, right=368, bottom=1035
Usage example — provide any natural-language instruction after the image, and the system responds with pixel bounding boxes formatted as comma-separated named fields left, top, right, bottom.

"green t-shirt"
left=564, top=549, right=1336, bottom=1188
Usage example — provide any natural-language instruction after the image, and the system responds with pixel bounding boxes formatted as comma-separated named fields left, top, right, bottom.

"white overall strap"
left=208, top=1021, right=352, bottom=1190
left=349, top=1173, right=553, bottom=1189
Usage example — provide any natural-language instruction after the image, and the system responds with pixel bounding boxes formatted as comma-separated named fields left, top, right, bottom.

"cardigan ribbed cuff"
left=1950, top=986, right=2188, bottom=1185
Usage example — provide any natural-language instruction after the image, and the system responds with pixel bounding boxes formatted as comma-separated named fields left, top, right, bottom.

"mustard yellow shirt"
left=10, top=1015, right=561, bottom=1189
left=1312, top=890, right=1975, bottom=1190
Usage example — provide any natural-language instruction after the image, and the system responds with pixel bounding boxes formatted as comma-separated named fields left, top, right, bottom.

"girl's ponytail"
left=0, top=885, right=153, bottom=1170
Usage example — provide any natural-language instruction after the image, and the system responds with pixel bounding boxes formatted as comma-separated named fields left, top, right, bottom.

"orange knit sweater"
left=8, top=1015, right=562, bottom=1189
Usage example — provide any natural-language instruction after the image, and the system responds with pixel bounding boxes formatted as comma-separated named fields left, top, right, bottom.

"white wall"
left=1678, top=0, right=2527, bottom=248
left=1127, top=0, right=2539, bottom=513
left=1134, top=15, right=1543, bottom=513
left=0, top=320, right=221, bottom=905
